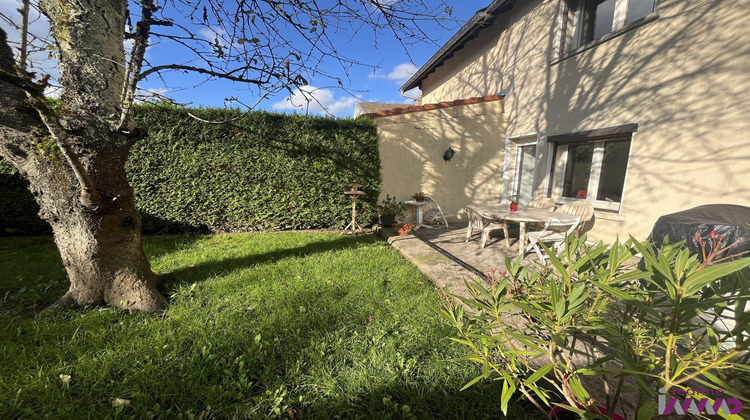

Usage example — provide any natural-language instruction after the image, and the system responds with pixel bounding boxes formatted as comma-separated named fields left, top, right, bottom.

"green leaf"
left=684, top=257, right=750, bottom=296
left=524, top=364, right=554, bottom=385
left=460, top=374, right=484, bottom=391
left=500, top=379, right=512, bottom=415
left=706, top=325, right=719, bottom=355
left=554, top=299, right=566, bottom=320
left=566, top=375, right=590, bottom=402
left=526, top=384, right=550, bottom=406
left=697, top=371, right=744, bottom=400
left=481, top=359, right=491, bottom=378
left=636, top=401, right=656, bottom=420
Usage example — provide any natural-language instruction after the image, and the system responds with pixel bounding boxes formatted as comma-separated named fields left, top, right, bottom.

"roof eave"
left=400, top=0, right=514, bottom=93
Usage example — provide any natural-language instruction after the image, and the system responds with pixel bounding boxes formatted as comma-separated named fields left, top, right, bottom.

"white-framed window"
left=512, top=141, right=538, bottom=206
left=548, top=124, right=636, bottom=212
left=502, top=133, right=539, bottom=205
left=563, top=0, right=657, bottom=51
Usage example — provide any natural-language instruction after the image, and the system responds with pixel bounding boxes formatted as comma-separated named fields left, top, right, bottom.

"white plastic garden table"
left=464, top=204, right=556, bottom=256
left=404, top=200, right=434, bottom=228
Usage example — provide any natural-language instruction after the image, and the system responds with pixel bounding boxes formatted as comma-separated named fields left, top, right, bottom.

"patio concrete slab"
left=411, top=223, right=529, bottom=275
left=379, top=222, right=534, bottom=302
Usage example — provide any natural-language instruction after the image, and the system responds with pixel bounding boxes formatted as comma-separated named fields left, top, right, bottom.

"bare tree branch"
left=16, top=0, right=30, bottom=71
left=117, top=0, right=159, bottom=132
left=138, top=63, right=270, bottom=84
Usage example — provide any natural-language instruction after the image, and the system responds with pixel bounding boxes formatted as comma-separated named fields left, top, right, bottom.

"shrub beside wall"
left=0, top=106, right=381, bottom=235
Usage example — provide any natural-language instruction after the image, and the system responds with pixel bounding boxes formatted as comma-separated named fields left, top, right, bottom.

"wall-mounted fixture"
left=443, top=147, right=455, bottom=161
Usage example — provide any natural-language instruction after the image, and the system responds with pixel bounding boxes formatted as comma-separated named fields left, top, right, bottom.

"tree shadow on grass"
left=140, top=213, right=210, bottom=236
left=157, top=234, right=379, bottom=292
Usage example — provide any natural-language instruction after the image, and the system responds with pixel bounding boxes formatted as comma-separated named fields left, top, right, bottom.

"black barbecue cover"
left=649, top=204, right=750, bottom=262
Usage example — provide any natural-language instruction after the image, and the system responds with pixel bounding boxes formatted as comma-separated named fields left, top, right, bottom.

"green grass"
left=0, top=233, right=543, bottom=419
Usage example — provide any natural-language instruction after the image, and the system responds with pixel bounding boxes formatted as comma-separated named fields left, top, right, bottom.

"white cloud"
left=271, top=85, right=359, bottom=116
left=135, top=87, right=171, bottom=103
left=368, top=62, right=419, bottom=84
left=197, top=26, right=219, bottom=43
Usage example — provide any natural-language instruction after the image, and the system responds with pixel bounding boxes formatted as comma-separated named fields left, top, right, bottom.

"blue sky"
left=1, top=0, right=490, bottom=117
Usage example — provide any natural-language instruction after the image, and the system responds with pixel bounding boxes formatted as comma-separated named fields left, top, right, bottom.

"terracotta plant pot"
left=396, top=224, right=414, bottom=235
left=510, top=202, right=518, bottom=211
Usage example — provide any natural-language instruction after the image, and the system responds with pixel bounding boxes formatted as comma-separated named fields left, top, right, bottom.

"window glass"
left=516, top=145, right=536, bottom=206
left=562, top=143, right=594, bottom=198
left=596, top=140, right=631, bottom=202
left=625, top=0, right=654, bottom=25
left=581, top=0, right=617, bottom=44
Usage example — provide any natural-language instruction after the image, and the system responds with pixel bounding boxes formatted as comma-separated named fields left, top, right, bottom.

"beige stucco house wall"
left=372, top=99, right=505, bottom=222
left=394, top=0, right=750, bottom=243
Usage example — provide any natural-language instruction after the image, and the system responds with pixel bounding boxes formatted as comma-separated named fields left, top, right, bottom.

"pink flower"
left=710, top=230, right=716, bottom=238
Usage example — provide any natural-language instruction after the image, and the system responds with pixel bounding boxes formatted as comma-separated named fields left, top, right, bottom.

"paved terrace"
left=380, top=222, right=533, bottom=301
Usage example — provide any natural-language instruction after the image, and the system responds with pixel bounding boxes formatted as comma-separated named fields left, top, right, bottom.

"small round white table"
left=404, top=200, right=434, bottom=228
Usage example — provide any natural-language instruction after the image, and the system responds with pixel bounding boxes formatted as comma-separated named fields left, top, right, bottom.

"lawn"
left=0, top=232, right=542, bottom=419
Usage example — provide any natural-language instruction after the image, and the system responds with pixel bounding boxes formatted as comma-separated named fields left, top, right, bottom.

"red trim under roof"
left=362, top=94, right=504, bottom=119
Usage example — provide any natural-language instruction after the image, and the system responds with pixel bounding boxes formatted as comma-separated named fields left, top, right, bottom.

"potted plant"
left=412, top=192, right=425, bottom=202
left=377, top=194, right=404, bottom=227
left=510, top=194, right=520, bottom=211
left=395, top=223, right=415, bottom=235
left=438, top=232, right=750, bottom=419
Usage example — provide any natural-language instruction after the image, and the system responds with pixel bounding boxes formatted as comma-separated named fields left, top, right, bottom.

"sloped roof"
left=361, top=94, right=504, bottom=119
left=401, top=0, right=514, bottom=93
left=355, top=102, right=411, bottom=115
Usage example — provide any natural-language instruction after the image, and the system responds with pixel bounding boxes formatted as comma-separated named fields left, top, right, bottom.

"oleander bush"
left=439, top=233, right=750, bottom=419
left=0, top=105, right=381, bottom=235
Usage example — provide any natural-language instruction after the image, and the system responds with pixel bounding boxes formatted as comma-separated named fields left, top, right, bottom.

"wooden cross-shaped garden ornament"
left=344, top=182, right=365, bottom=233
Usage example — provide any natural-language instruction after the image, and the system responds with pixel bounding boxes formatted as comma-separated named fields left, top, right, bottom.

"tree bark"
left=0, top=2, right=166, bottom=312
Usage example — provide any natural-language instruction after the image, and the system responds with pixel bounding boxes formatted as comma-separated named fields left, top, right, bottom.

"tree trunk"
left=0, top=2, right=167, bottom=312
left=45, top=173, right=167, bottom=312
left=31, top=151, right=167, bottom=312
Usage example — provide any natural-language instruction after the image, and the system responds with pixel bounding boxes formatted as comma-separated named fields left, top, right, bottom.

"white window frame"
left=567, top=0, right=656, bottom=51
left=550, top=138, right=632, bottom=212
left=511, top=140, right=538, bottom=203
left=502, top=133, right=539, bottom=204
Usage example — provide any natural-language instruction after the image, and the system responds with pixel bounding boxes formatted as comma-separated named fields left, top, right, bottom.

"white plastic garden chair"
left=525, top=215, right=581, bottom=261
left=422, top=197, right=454, bottom=227
left=527, top=197, right=556, bottom=212
left=555, top=200, right=595, bottom=234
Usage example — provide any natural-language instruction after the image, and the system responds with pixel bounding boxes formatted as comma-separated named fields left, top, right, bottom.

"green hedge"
left=0, top=106, right=381, bottom=235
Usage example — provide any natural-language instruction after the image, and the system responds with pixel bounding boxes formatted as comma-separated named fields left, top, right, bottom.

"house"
left=362, top=0, right=750, bottom=243
left=353, top=102, right=413, bottom=118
